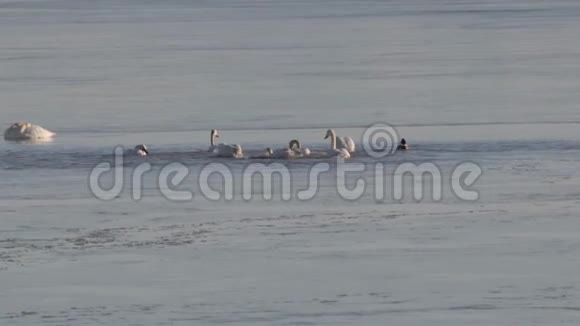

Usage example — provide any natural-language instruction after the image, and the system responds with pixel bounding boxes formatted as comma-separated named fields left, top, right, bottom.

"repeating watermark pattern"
left=89, top=124, right=483, bottom=202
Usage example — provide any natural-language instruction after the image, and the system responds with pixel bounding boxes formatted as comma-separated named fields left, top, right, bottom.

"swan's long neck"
left=329, top=130, right=336, bottom=150
left=210, top=131, right=215, bottom=146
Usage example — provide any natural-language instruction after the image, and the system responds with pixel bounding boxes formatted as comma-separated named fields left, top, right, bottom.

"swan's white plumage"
left=216, top=143, right=244, bottom=158
left=336, top=148, right=350, bottom=159
left=208, top=129, right=244, bottom=158
left=341, top=136, right=355, bottom=153
left=4, top=122, right=54, bottom=141
left=230, top=144, right=244, bottom=158
left=325, top=129, right=355, bottom=154
left=324, top=129, right=351, bottom=159
left=322, top=148, right=351, bottom=159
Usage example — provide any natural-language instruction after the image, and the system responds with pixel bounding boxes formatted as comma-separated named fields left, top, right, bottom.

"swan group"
left=5, top=123, right=408, bottom=159
left=120, top=128, right=399, bottom=159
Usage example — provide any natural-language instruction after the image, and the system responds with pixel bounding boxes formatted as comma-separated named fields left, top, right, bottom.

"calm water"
left=1, top=0, right=580, bottom=325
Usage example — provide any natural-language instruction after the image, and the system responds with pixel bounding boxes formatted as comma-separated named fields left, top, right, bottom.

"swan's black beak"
left=324, top=135, right=329, bottom=139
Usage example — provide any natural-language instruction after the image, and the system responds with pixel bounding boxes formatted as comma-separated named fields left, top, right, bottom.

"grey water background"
left=1, top=0, right=580, bottom=324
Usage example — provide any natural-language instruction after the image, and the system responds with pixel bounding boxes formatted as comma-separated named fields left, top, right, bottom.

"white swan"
left=208, top=129, right=244, bottom=158
left=324, top=129, right=355, bottom=153
left=324, top=130, right=351, bottom=159
left=4, top=122, right=55, bottom=141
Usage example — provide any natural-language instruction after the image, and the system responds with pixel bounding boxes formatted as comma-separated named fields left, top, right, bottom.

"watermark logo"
left=88, top=124, right=482, bottom=203
left=362, top=123, right=399, bottom=158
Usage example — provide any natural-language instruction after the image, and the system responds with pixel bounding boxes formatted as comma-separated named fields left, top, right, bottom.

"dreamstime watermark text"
left=89, top=124, right=482, bottom=202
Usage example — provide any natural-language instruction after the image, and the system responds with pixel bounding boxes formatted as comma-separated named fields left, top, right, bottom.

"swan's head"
left=289, top=139, right=301, bottom=150
left=8, top=122, right=31, bottom=133
left=211, top=129, right=219, bottom=139
left=134, top=144, right=149, bottom=155
left=324, top=129, right=334, bottom=139
left=14, top=122, right=30, bottom=132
